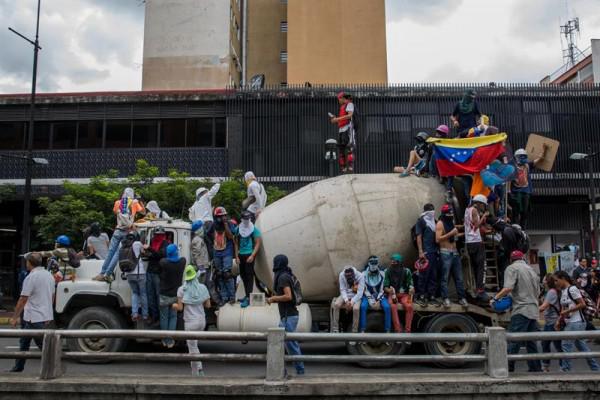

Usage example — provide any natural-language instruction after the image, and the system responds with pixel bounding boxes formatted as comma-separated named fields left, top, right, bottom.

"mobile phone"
left=328, top=112, right=335, bottom=118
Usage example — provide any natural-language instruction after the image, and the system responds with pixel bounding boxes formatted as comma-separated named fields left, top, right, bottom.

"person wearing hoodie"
left=235, top=210, right=263, bottom=308
left=451, top=89, right=481, bottom=137
left=384, top=253, right=414, bottom=333
left=94, top=187, right=145, bottom=282
left=414, top=203, right=441, bottom=307
left=173, top=265, right=211, bottom=377
left=190, top=221, right=209, bottom=280
left=189, top=183, right=220, bottom=227
left=159, top=244, right=186, bottom=348
left=146, top=226, right=170, bottom=324
left=266, top=254, right=305, bottom=376
left=331, top=266, right=365, bottom=333
left=146, top=201, right=170, bottom=220
left=242, top=172, right=267, bottom=221
left=360, top=256, right=391, bottom=333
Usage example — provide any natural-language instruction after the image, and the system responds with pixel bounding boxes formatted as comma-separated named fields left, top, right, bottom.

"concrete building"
left=142, top=0, right=243, bottom=90
left=541, top=39, right=600, bottom=85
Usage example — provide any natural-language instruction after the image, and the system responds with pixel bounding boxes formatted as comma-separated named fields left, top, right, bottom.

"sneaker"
left=92, top=274, right=105, bottom=281
left=348, top=341, right=357, bottom=346
left=428, top=297, right=442, bottom=307
left=476, top=292, right=490, bottom=303
left=415, top=295, right=427, bottom=307
left=8, top=366, right=23, bottom=373
left=228, top=299, right=236, bottom=305
left=240, top=297, right=250, bottom=308
left=443, top=298, right=451, bottom=308
left=296, top=369, right=305, bottom=376
left=347, top=167, right=354, bottom=173
left=197, top=370, right=205, bottom=377
left=332, top=329, right=339, bottom=333
left=542, top=365, right=550, bottom=373
left=458, top=298, right=469, bottom=307
left=399, top=171, right=410, bottom=178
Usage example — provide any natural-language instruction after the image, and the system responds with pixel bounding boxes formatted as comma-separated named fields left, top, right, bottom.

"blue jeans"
left=279, top=315, right=305, bottom=374
left=541, top=322, right=566, bottom=370
left=146, top=272, right=161, bottom=321
left=128, top=274, right=149, bottom=319
left=440, top=250, right=466, bottom=299
left=359, top=296, right=391, bottom=332
left=507, top=314, right=542, bottom=372
left=561, top=321, right=600, bottom=371
left=14, top=320, right=46, bottom=371
left=214, top=254, right=235, bottom=302
left=159, top=295, right=178, bottom=345
left=416, top=252, right=439, bottom=298
left=100, top=229, right=127, bottom=276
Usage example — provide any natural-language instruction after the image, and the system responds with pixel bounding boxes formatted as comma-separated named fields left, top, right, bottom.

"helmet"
left=441, top=204, right=453, bottom=215
left=414, top=258, right=429, bottom=272
left=510, top=250, right=525, bottom=261
left=492, top=296, right=512, bottom=313
left=56, top=235, right=71, bottom=246
left=214, top=206, right=228, bottom=217
left=191, top=220, right=203, bottom=232
left=473, top=194, right=488, bottom=204
left=436, top=125, right=450, bottom=137
left=415, top=132, right=429, bottom=143
left=514, top=148, right=527, bottom=157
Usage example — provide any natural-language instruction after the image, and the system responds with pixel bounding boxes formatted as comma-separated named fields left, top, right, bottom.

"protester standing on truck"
left=235, top=210, right=263, bottom=308
left=146, top=226, right=170, bottom=325
left=451, top=89, right=481, bottom=137
left=331, top=266, right=365, bottom=333
left=191, top=221, right=209, bottom=281
left=145, top=200, right=170, bottom=220
left=173, top=265, right=211, bottom=377
left=330, top=92, right=356, bottom=173
left=360, top=256, right=391, bottom=333
left=492, top=250, right=542, bottom=373
left=539, top=274, right=567, bottom=372
left=86, top=222, right=109, bottom=260
left=209, top=207, right=238, bottom=306
left=242, top=172, right=267, bottom=221
left=509, top=146, right=547, bottom=229
left=435, top=205, right=468, bottom=307
left=189, top=183, right=220, bottom=232
left=415, top=203, right=441, bottom=307
left=159, top=244, right=186, bottom=348
left=488, top=217, right=529, bottom=288
left=122, top=232, right=149, bottom=322
left=464, top=194, right=490, bottom=303
left=8, top=252, right=55, bottom=373
left=384, top=253, right=414, bottom=334
left=266, top=254, right=305, bottom=376
left=94, top=187, right=145, bottom=282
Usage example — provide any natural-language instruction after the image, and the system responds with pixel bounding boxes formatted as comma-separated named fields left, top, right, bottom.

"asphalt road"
left=0, top=330, right=598, bottom=378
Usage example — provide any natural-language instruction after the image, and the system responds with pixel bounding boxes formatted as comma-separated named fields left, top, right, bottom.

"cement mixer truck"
left=54, top=174, right=509, bottom=366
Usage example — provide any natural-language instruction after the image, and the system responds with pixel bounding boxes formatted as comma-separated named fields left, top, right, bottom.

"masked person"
left=465, top=194, right=490, bottom=303
left=159, top=244, right=186, bottom=348
left=207, top=207, right=238, bottom=306
left=188, top=183, right=221, bottom=231
left=242, top=172, right=267, bottom=221
left=451, top=89, right=481, bottom=137
left=41, top=235, right=82, bottom=282
left=359, top=256, right=391, bottom=333
left=85, top=222, right=109, bottom=260
left=384, top=253, right=414, bottom=333
left=436, top=205, right=468, bottom=307
left=145, top=201, right=170, bottom=220
left=235, top=211, right=262, bottom=308
left=509, top=147, right=547, bottom=229
left=395, top=132, right=430, bottom=178
left=330, top=92, right=356, bottom=173
left=415, top=203, right=441, bottom=306
left=146, top=226, right=170, bottom=324
left=331, top=266, right=365, bottom=333
left=191, top=221, right=209, bottom=281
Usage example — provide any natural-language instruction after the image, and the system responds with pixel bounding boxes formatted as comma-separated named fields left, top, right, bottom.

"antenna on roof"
left=560, top=17, right=583, bottom=68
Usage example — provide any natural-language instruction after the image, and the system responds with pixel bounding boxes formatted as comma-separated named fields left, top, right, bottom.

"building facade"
left=541, top=39, right=600, bottom=85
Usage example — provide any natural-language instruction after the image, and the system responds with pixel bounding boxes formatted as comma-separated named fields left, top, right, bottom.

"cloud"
left=386, top=0, right=464, bottom=22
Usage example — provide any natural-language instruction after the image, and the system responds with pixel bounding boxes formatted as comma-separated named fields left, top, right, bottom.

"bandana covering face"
left=238, top=217, right=254, bottom=238
left=421, top=210, right=436, bottom=232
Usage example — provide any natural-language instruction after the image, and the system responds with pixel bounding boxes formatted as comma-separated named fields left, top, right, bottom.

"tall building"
left=142, top=0, right=243, bottom=90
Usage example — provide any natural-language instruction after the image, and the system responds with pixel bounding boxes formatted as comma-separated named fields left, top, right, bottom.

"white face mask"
left=368, top=265, right=379, bottom=273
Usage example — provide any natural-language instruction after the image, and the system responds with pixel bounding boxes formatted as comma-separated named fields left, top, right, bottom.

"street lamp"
left=325, top=139, right=338, bottom=177
left=8, top=0, right=42, bottom=254
left=570, top=148, right=600, bottom=257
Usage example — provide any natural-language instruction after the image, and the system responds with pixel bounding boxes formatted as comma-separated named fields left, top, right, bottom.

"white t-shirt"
left=177, top=286, right=207, bottom=323
left=247, top=181, right=267, bottom=214
left=126, top=241, right=146, bottom=277
left=21, top=267, right=55, bottom=323
left=560, top=285, right=584, bottom=324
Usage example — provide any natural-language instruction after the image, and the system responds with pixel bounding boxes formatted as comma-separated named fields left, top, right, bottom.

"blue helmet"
left=492, top=296, right=512, bottom=313
left=56, top=235, right=71, bottom=246
left=191, top=220, right=204, bottom=232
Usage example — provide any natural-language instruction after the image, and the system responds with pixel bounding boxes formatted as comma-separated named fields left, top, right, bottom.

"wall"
left=142, top=0, right=231, bottom=90
left=287, top=0, right=387, bottom=85
left=592, top=39, right=600, bottom=84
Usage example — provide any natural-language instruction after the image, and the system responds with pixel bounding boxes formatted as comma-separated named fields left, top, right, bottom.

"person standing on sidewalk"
left=266, top=254, right=305, bottom=376
left=465, top=194, right=490, bottom=303
left=491, top=250, right=542, bottom=373
left=9, top=252, right=55, bottom=372
left=415, top=203, right=441, bottom=307
left=539, top=273, right=566, bottom=372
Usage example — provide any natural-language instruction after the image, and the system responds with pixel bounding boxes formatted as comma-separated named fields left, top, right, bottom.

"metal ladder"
left=484, top=235, right=500, bottom=292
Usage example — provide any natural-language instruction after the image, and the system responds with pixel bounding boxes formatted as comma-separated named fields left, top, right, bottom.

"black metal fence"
left=226, top=83, right=600, bottom=196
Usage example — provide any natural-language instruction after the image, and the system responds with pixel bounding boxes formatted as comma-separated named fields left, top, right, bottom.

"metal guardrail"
left=1, top=327, right=599, bottom=381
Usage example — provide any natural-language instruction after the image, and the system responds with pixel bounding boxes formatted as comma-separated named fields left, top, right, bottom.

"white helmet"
left=514, top=148, right=527, bottom=157
left=473, top=194, right=488, bottom=204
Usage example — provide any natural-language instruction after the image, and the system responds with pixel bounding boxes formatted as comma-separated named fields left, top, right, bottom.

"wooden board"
left=525, top=133, right=560, bottom=172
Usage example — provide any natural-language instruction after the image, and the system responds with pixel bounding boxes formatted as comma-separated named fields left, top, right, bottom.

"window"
left=280, top=51, right=288, bottom=64
left=0, top=122, right=25, bottom=150
left=52, top=122, right=77, bottom=149
left=160, top=119, right=186, bottom=148
left=280, top=21, right=288, bottom=32
left=187, top=118, right=213, bottom=147
left=78, top=121, right=103, bottom=148
left=132, top=120, right=158, bottom=148
left=105, top=120, right=131, bottom=148
left=33, top=122, right=50, bottom=149
left=215, top=118, right=227, bottom=148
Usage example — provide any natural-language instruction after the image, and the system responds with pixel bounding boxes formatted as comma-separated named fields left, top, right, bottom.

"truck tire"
left=66, top=306, right=128, bottom=363
left=347, top=311, right=407, bottom=368
left=423, top=313, right=481, bottom=368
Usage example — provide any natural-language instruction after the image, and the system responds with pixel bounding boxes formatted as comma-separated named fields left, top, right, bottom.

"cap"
left=191, top=220, right=203, bottom=232
left=510, top=250, right=525, bottom=261
left=473, top=194, right=488, bottom=204
left=391, top=253, right=403, bottom=263
left=184, top=265, right=197, bottom=281
left=441, top=204, right=453, bottom=214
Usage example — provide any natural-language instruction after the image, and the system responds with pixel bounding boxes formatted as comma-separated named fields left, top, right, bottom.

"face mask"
left=368, top=265, right=379, bottom=273
left=517, top=156, right=528, bottom=164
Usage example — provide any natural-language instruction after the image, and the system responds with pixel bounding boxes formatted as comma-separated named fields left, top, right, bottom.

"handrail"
left=287, top=332, right=488, bottom=342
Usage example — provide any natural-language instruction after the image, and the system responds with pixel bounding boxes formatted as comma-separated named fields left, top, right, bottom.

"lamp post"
left=325, top=139, right=338, bottom=177
left=8, top=0, right=42, bottom=254
left=570, top=148, right=599, bottom=256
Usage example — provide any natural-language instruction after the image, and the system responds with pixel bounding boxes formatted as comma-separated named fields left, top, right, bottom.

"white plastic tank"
left=217, top=302, right=312, bottom=332
left=254, top=174, right=446, bottom=302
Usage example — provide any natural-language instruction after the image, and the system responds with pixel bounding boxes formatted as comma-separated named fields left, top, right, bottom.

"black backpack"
left=118, top=238, right=140, bottom=273
left=410, top=223, right=418, bottom=249
left=512, top=224, right=530, bottom=253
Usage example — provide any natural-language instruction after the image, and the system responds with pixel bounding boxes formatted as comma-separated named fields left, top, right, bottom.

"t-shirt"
left=415, top=217, right=438, bottom=254
left=159, top=258, right=186, bottom=297
left=126, top=241, right=146, bottom=277
left=452, top=101, right=481, bottom=132
left=511, top=162, right=534, bottom=194
left=247, top=181, right=267, bottom=214
left=21, top=267, right=55, bottom=323
left=543, top=288, right=560, bottom=325
left=211, top=222, right=237, bottom=257
left=560, top=285, right=584, bottom=324
left=275, top=272, right=298, bottom=318
left=503, top=260, right=539, bottom=320
left=177, top=286, right=207, bottom=323
left=237, top=226, right=262, bottom=255
left=87, top=233, right=109, bottom=260
left=572, top=266, right=589, bottom=282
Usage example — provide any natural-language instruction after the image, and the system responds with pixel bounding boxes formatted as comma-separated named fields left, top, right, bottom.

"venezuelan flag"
left=427, top=133, right=507, bottom=177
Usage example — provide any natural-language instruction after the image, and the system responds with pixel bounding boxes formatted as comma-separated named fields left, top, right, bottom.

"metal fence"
left=2, top=327, right=600, bottom=382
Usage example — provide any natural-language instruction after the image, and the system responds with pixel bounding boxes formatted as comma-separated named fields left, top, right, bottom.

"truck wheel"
left=347, top=311, right=407, bottom=368
left=423, top=313, right=481, bottom=368
left=66, top=306, right=128, bottom=363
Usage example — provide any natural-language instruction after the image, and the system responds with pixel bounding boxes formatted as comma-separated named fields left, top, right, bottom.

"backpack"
left=410, top=223, right=418, bottom=249
left=567, top=286, right=597, bottom=321
left=278, top=271, right=303, bottom=306
left=118, top=239, right=140, bottom=273
left=351, top=104, right=360, bottom=132
left=67, top=248, right=81, bottom=268
left=511, top=224, right=530, bottom=252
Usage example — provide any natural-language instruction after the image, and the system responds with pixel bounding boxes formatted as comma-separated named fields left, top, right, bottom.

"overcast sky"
left=0, top=0, right=599, bottom=93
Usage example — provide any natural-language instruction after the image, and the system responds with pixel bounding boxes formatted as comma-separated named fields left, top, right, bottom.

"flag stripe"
left=435, top=142, right=505, bottom=177
left=427, top=133, right=507, bottom=149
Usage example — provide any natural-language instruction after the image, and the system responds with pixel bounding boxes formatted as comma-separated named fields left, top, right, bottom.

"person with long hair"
left=539, top=274, right=566, bottom=372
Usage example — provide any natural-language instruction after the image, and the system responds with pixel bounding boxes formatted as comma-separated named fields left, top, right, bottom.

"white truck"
left=55, top=174, right=509, bottom=366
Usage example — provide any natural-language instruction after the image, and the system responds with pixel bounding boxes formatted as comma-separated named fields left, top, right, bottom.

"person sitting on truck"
left=384, top=253, right=415, bottom=333
left=360, top=256, right=392, bottom=333
left=415, top=203, right=441, bottom=307
left=465, top=194, right=490, bottom=303
left=173, top=265, right=211, bottom=377
left=145, top=200, right=170, bottom=220
left=394, top=132, right=430, bottom=178
left=85, top=222, right=109, bottom=260
left=207, top=207, right=238, bottom=306
left=242, top=172, right=267, bottom=221
left=436, top=205, right=468, bottom=308
left=94, top=187, right=145, bottom=282
left=235, top=210, right=263, bottom=308
left=159, top=244, right=186, bottom=348
left=331, top=266, right=365, bottom=333
left=146, top=226, right=170, bottom=324
left=41, top=235, right=82, bottom=282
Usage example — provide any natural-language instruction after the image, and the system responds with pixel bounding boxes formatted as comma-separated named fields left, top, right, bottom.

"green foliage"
left=34, top=162, right=286, bottom=249
left=0, top=185, right=16, bottom=204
